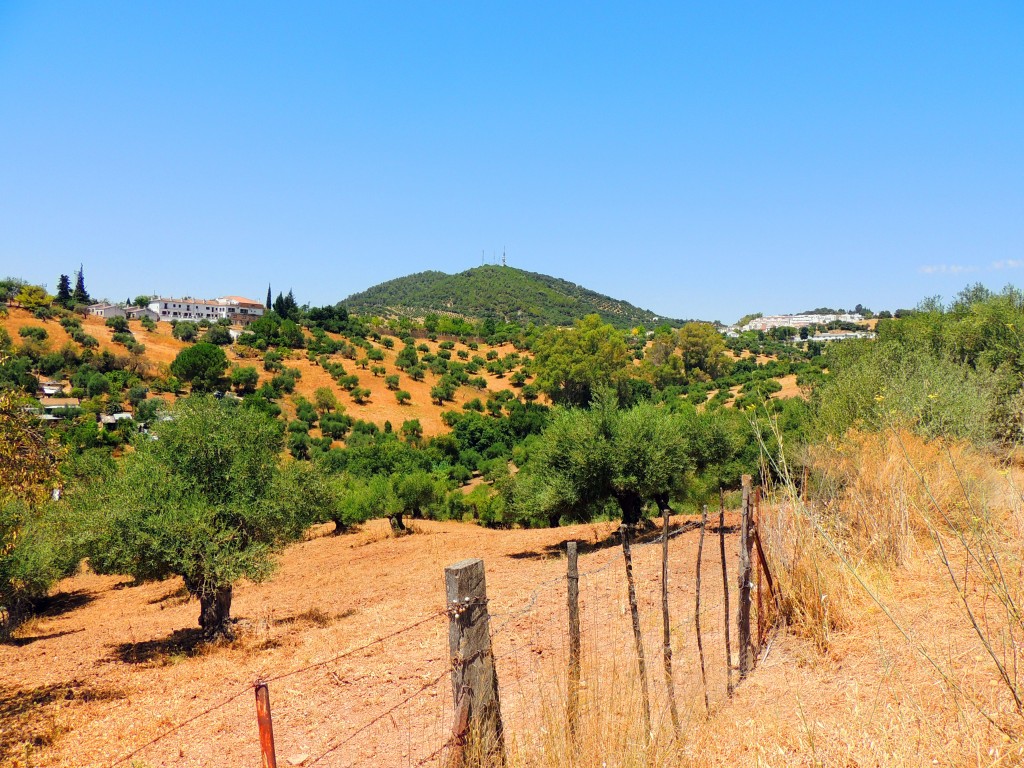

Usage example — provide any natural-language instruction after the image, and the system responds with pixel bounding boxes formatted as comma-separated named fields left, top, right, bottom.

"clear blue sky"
left=1, top=3, right=1021, bottom=323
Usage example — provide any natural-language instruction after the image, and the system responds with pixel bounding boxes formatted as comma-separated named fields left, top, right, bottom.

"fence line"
left=101, top=498, right=775, bottom=768
left=105, top=608, right=449, bottom=768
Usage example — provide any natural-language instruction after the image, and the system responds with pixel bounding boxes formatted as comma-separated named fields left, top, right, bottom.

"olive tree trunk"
left=196, top=584, right=233, bottom=638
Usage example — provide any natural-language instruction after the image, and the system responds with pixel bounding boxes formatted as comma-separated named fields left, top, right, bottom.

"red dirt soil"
left=4, top=512, right=1018, bottom=768
left=1, top=516, right=731, bottom=768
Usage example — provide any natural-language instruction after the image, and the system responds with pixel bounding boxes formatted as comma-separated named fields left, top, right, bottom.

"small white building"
left=40, top=381, right=65, bottom=396
left=126, top=305, right=160, bottom=322
left=88, top=303, right=127, bottom=319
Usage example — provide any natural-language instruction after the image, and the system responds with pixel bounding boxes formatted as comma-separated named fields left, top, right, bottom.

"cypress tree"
left=55, top=274, right=72, bottom=307
left=266, top=284, right=272, bottom=309
left=72, top=265, right=91, bottom=305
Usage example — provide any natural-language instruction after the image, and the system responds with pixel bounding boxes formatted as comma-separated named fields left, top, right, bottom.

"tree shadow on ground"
left=147, top=584, right=189, bottom=605
left=2, top=628, right=83, bottom=647
left=109, top=627, right=209, bottom=665
left=0, top=680, right=126, bottom=763
left=507, top=519, right=717, bottom=561
left=32, top=589, right=95, bottom=618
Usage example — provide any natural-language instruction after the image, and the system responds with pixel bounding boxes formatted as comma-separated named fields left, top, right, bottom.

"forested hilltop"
left=342, top=265, right=682, bottom=328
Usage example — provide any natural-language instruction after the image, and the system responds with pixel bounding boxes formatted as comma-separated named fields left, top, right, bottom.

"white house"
left=88, top=303, right=127, bottom=319
left=126, top=305, right=160, bottom=322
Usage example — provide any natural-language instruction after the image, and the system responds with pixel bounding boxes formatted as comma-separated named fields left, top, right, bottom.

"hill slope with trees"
left=342, top=265, right=682, bottom=328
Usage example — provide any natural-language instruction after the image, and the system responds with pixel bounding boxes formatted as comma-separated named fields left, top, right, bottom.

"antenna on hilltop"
left=502, top=248, right=506, bottom=267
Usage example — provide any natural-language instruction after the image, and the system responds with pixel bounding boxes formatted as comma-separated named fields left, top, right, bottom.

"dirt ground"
left=1, top=517, right=667, bottom=768
left=3, top=512, right=1020, bottom=768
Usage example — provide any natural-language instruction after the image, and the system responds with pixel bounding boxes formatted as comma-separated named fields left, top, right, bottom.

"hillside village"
left=2, top=274, right=873, bottom=443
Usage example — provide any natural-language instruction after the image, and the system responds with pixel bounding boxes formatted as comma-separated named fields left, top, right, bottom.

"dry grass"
left=744, top=425, right=1024, bottom=765
left=807, top=429, right=1004, bottom=564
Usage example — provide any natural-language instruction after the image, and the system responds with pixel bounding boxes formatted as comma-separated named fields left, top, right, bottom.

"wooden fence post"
left=719, top=488, right=734, bottom=697
left=566, top=541, right=581, bottom=742
left=695, top=504, right=710, bottom=715
left=755, top=487, right=763, bottom=654
left=445, top=558, right=505, bottom=766
left=621, top=524, right=652, bottom=738
left=661, top=508, right=681, bottom=737
left=738, top=476, right=754, bottom=680
left=254, top=682, right=278, bottom=768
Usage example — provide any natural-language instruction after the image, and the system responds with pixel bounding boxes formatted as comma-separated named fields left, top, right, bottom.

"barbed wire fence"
left=101, top=478, right=778, bottom=768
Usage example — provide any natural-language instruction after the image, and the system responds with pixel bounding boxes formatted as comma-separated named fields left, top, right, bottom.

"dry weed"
left=808, top=428, right=1003, bottom=565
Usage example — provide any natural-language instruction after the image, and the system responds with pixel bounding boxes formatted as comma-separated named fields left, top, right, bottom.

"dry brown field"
left=3, top=503, right=1020, bottom=768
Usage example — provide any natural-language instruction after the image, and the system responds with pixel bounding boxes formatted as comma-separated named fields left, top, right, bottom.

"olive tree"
left=510, top=393, right=691, bottom=527
left=0, top=388, right=75, bottom=633
left=82, top=396, right=321, bottom=638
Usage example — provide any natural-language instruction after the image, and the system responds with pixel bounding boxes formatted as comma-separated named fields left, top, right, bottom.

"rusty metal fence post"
left=255, top=682, right=278, bottom=768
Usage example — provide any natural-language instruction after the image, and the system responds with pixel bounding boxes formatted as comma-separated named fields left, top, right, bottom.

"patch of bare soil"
left=771, top=374, right=806, bottom=400
left=0, top=518, right=653, bottom=767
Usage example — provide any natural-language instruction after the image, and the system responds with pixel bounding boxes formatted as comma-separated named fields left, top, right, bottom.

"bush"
left=264, top=350, right=284, bottom=372
left=18, top=326, right=47, bottom=342
left=1, top=500, right=79, bottom=633
left=230, top=366, right=259, bottom=394
left=203, top=324, right=232, bottom=345
left=105, top=316, right=129, bottom=333
left=86, top=372, right=110, bottom=397
left=172, top=321, right=199, bottom=342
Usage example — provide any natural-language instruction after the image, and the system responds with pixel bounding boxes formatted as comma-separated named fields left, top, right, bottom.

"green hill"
left=342, top=266, right=680, bottom=328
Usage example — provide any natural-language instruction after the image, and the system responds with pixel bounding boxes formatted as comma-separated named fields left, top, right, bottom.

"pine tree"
left=271, top=290, right=299, bottom=320
left=72, top=265, right=91, bottom=305
left=55, top=274, right=72, bottom=308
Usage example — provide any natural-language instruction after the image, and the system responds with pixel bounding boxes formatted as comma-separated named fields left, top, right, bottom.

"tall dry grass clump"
left=807, top=428, right=1003, bottom=565
left=756, top=490, right=857, bottom=652
left=504, top=648, right=686, bottom=768
left=762, top=422, right=1024, bottom=732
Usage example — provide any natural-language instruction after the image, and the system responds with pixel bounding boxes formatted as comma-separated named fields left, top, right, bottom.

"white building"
left=88, top=303, right=127, bottom=319
left=147, top=295, right=265, bottom=326
left=741, top=313, right=865, bottom=332
left=126, top=305, right=160, bottom=322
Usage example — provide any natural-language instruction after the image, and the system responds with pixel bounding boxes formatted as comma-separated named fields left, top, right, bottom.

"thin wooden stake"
left=695, top=504, right=710, bottom=715
left=661, top=509, right=682, bottom=736
left=719, top=488, right=734, bottom=697
left=621, top=523, right=652, bottom=737
left=755, top=487, right=763, bottom=654
left=738, top=475, right=754, bottom=680
left=566, top=541, right=581, bottom=743
left=445, top=558, right=505, bottom=766
left=255, top=682, right=278, bottom=768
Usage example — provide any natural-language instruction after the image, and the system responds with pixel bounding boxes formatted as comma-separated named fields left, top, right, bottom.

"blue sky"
left=1, top=3, right=1021, bottom=323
